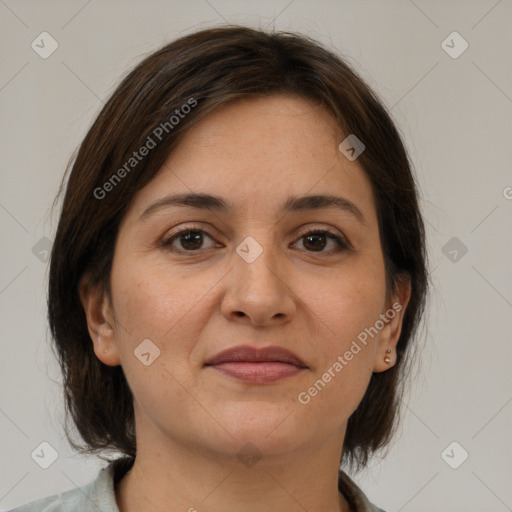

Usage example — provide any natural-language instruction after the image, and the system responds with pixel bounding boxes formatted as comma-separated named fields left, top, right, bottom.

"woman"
left=10, top=25, right=428, bottom=512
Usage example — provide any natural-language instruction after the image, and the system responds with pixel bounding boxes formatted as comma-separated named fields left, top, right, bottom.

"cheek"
left=108, top=258, right=203, bottom=411
left=109, top=256, right=219, bottom=358
left=308, top=255, right=387, bottom=348
left=296, top=271, right=383, bottom=421
left=296, top=254, right=386, bottom=411
left=111, top=270, right=173, bottom=343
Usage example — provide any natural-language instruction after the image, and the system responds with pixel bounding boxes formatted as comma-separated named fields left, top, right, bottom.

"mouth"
left=204, top=345, right=308, bottom=384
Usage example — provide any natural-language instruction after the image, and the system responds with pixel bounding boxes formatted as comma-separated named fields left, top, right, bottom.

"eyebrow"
left=139, top=192, right=367, bottom=226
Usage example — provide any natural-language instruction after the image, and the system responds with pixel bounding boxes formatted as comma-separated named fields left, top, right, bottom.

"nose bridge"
left=222, top=229, right=294, bottom=324
left=234, top=231, right=282, bottom=289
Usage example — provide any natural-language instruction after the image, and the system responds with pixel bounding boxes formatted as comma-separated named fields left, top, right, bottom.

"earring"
left=384, top=349, right=392, bottom=364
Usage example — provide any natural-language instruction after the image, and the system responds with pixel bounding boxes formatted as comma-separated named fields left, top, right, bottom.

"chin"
left=215, top=402, right=304, bottom=450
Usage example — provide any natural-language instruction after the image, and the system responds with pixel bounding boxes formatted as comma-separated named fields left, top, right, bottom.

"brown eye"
left=303, top=232, right=328, bottom=251
left=178, top=230, right=204, bottom=250
left=294, top=229, right=349, bottom=254
left=163, top=228, right=216, bottom=252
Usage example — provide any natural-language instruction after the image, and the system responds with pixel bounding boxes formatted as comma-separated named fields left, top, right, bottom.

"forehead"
left=181, top=94, right=342, bottom=166
left=126, top=94, right=377, bottom=225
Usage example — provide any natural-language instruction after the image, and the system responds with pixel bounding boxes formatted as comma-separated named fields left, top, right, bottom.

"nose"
left=220, top=238, right=296, bottom=327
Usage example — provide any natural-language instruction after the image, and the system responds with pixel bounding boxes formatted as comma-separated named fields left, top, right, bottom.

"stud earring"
left=384, top=349, right=392, bottom=364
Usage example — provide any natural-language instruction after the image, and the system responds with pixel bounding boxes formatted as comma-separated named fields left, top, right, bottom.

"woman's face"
left=82, top=94, right=409, bottom=464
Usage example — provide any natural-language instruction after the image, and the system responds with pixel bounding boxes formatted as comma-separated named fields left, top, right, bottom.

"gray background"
left=1, top=1, right=511, bottom=511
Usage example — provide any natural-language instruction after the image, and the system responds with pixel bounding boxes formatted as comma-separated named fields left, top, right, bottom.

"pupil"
left=181, top=230, right=202, bottom=250
left=304, top=234, right=326, bottom=251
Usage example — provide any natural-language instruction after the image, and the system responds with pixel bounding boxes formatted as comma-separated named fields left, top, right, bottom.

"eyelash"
left=161, top=225, right=350, bottom=255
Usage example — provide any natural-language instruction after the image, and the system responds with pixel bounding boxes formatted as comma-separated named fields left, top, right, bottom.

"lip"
left=204, top=345, right=308, bottom=383
left=205, top=345, right=307, bottom=366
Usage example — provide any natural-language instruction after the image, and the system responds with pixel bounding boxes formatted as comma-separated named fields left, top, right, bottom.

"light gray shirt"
left=7, top=458, right=385, bottom=512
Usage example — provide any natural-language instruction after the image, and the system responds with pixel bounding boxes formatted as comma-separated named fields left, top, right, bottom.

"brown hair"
left=48, top=25, right=428, bottom=472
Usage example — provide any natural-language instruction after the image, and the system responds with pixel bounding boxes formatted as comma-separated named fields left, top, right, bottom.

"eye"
left=162, top=226, right=217, bottom=252
left=162, top=226, right=350, bottom=255
left=292, top=228, right=349, bottom=254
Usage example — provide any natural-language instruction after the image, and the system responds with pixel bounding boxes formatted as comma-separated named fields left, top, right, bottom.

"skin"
left=80, top=94, right=411, bottom=512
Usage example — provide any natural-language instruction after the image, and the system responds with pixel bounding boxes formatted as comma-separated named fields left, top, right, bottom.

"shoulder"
left=338, top=470, right=386, bottom=512
left=5, top=463, right=119, bottom=512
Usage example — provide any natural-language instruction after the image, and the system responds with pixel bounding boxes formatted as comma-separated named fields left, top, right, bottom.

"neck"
left=115, top=423, right=351, bottom=512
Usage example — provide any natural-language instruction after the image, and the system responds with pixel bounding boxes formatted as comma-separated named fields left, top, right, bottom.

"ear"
left=78, top=274, right=121, bottom=367
left=373, top=275, right=412, bottom=373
